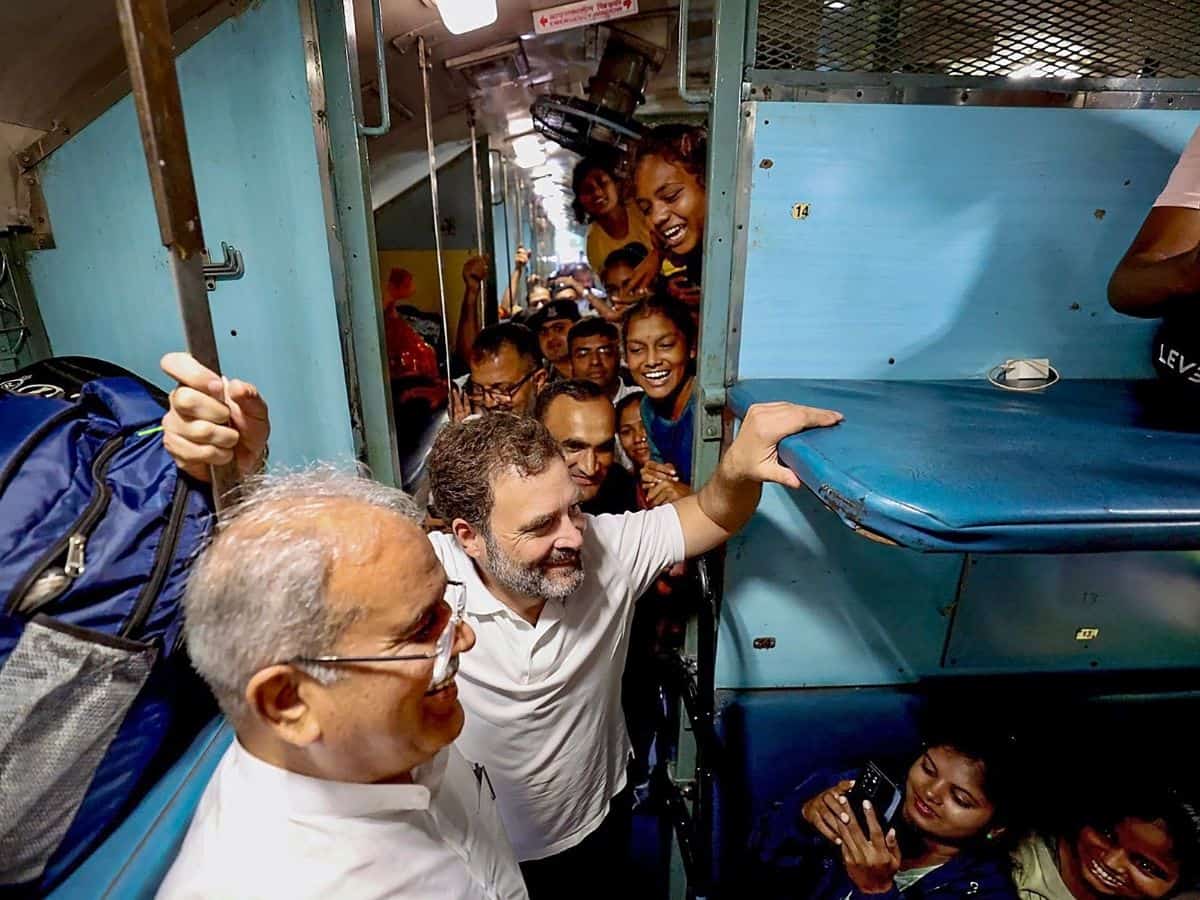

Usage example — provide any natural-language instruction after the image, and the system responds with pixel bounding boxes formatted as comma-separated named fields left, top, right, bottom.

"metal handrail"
left=660, top=653, right=721, bottom=764
left=658, top=553, right=720, bottom=896
left=659, top=773, right=710, bottom=898
left=677, top=0, right=710, bottom=104
left=359, top=0, right=391, bottom=136
left=468, top=110, right=486, bottom=325
left=419, top=36, right=452, bottom=385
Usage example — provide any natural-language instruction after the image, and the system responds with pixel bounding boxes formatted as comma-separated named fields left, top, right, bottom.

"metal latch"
left=699, top=386, right=725, bottom=442
left=202, top=242, right=245, bottom=291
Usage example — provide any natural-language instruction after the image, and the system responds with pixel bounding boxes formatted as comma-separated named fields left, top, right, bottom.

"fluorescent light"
left=508, top=116, right=534, bottom=134
left=512, top=134, right=546, bottom=167
left=434, top=0, right=497, bottom=35
left=1009, top=61, right=1081, bottom=79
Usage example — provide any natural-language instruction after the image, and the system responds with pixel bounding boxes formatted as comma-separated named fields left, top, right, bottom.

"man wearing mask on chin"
left=157, top=468, right=527, bottom=900
left=155, top=354, right=843, bottom=900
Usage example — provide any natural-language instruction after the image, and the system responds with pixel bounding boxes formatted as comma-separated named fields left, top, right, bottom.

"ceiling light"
left=508, top=116, right=534, bottom=135
left=434, top=0, right=497, bottom=35
left=512, top=134, right=546, bottom=167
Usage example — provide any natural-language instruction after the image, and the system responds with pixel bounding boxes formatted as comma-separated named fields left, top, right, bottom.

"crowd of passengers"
left=155, top=123, right=771, bottom=900
left=143, top=119, right=1200, bottom=900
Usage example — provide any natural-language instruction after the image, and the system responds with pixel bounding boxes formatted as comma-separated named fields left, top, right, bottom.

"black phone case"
left=845, top=761, right=902, bottom=835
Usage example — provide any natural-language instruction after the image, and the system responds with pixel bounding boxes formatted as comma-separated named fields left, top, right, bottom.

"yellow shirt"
left=585, top=202, right=656, bottom=275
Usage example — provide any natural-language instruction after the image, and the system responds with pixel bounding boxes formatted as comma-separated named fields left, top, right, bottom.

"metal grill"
left=754, top=0, right=1200, bottom=81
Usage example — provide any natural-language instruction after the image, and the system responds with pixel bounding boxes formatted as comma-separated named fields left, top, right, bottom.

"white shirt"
left=1155, top=125, right=1200, bottom=209
left=429, top=505, right=686, bottom=861
left=158, top=740, right=527, bottom=900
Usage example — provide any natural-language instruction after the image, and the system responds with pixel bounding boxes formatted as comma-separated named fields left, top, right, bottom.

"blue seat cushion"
left=50, top=718, right=232, bottom=900
left=728, top=379, right=1200, bottom=553
left=713, top=675, right=1200, bottom=888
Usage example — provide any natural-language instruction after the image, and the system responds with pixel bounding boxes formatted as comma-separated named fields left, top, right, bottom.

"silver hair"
left=183, top=464, right=423, bottom=720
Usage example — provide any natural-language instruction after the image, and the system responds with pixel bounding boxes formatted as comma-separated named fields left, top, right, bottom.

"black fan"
left=532, top=32, right=662, bottom=158
left=532, top=94, right=643, bottom=158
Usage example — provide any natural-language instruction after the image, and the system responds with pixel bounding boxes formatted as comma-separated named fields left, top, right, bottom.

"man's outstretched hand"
left=723, top=402, right=843, bottom=488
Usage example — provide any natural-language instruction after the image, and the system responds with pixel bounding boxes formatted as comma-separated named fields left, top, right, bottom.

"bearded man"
left=426, top=406, right=839, bottom=898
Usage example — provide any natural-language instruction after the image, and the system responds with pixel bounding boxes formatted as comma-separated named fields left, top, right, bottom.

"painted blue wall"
left=719, top=484, right=963, bottom=689
left=375, top=147, right=479, bottom=252
left=717, top=104, right=1200, bottom=691
left=738, top=104, right=1199, bottom=380
left=28, top=0, right=355, bottom=468
left=490, top=165, right=541, bottom=304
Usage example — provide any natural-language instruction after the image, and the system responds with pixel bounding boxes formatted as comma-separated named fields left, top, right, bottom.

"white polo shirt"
left=429, top=505, right=686, bottom=862
left=158, top=740, right=527, bottom=900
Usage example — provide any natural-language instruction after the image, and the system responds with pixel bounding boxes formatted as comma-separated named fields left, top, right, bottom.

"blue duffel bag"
left=0, top=357, right=215, bottom=893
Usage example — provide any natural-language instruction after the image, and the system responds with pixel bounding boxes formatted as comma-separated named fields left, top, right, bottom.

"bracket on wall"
left=699, top=385, right=726, bottom=442
left=202, top=241, right=244, bottom=291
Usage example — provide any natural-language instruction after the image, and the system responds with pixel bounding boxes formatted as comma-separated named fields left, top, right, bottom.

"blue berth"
left=50, top=718, right=232, bottom=900
left=728, top=379, right=1200, bottom=553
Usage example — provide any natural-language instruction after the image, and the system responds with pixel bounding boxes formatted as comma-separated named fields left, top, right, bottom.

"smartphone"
left=845, top=761, right=902, bottom=835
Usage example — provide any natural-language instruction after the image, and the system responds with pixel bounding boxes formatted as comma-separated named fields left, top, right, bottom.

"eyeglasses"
left=293, top=581, right=466, bottom=687
left=572, top=344, right=618, bottom=361
left=467, top=369, right=538, bottom=403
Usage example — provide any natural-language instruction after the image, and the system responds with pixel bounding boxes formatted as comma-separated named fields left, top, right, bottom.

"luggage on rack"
left=0, top=356, right=215, bottom=892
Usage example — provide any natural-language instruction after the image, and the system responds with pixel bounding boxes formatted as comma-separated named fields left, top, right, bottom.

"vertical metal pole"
left=675, top=0, right=752, bottom=895
left=514, top=173, right=525, bottom=255
left=419, top=36, right=453, bottom=384
left=677, top=0, right=710, bottom=104
left=504, top=162, right=515, bottom=258
left=116, top=0, right=240, bottom=507
left=358, top=0, right=391, bottom=136
left=469, top=111, right=486, bottom=323
left=469, top=115, right=486, bottom=253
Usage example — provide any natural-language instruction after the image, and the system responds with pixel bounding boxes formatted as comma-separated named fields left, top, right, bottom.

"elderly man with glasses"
left=157, top=468, right=527, bottom=900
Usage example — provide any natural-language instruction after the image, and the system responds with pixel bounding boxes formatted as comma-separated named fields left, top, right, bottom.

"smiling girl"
left=1013, top=789, right=1200, bottom=900
left=622, top=295, right=697, bottom=487
left=751, top=725, right=1022, bottom=899
left=632, top=124, right=708, bottom=306
left=573, top=155, right=661, bottom=292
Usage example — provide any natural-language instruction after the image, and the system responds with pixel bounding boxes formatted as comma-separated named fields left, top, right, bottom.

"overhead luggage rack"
left=728, top=378, right=1200, bottom=554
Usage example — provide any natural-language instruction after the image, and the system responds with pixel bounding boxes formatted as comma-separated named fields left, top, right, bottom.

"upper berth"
left=728, top=378, right=1200, bottom=553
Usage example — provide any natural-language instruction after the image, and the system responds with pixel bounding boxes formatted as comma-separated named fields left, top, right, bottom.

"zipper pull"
left=64, top=534, right=87, bottom=578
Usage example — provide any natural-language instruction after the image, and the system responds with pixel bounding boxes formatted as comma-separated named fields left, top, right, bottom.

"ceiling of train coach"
left=0, top=0, right=220, bottom=132
left=0, top=0, right=709, bottom=251
left=356, top=0, right=711, bottom=242
left=352, top=0, right=701, bottom=148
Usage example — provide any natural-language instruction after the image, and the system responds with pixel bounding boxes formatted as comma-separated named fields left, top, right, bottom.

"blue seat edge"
left=50, top=717, right=232, bottom=900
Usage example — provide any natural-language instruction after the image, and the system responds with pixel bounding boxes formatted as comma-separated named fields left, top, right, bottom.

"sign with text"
left=532, top=0, right=638, bottom=35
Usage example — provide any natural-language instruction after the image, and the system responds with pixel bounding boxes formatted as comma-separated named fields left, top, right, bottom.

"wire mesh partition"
left=754, top=0, right=1200, bottom=86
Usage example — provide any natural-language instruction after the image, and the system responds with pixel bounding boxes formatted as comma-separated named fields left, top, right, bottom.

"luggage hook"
left=202, top=242, right=245, bottom=292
